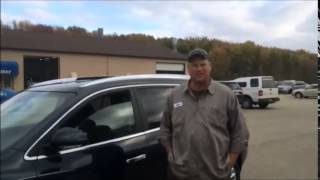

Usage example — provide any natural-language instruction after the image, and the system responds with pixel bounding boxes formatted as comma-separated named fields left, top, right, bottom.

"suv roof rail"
left=76, top=76, right=114, bottom=80
left=30, top=74, right=188, bottom=88
left=31, top=78, right=77, bottom=88
left=82, top=74, right=189, bottom=87
left=30, top=76, right=115, bottom=88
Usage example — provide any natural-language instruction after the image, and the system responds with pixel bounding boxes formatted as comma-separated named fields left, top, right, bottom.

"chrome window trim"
left=20, top=176, right=38, bottom=180
left=24, top=83, right=179, bottom=161
left=20, top=169, right=72, bottom=179
left=26, top=128, right=160, bottom=161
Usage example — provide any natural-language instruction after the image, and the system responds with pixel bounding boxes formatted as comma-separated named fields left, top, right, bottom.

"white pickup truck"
left=230, top=76, right=280, bottom=108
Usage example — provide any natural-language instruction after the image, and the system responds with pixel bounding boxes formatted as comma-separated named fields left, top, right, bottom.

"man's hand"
left=165, top=146, right=173, bottom=161
left=228, top=152, right=239, bottom=168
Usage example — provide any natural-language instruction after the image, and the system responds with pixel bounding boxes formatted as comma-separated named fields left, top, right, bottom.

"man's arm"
left=227, top=93, right=250, bottom=164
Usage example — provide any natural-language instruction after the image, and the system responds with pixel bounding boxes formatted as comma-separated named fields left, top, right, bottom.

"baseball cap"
left=187, top=48, right=208, bottom=62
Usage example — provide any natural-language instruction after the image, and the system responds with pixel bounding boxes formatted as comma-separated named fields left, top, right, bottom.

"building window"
left=156, top=63, right=185, bottom=74
left=1, top=75, right=14, bottom=88
left=24, top=56, right=59, bottom=88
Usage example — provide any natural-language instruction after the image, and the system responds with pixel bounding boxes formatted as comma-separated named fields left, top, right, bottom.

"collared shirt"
left=160, top=80, right=249, bottom=180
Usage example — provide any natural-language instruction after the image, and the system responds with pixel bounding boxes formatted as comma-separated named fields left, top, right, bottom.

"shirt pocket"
left=206, top=106, right=227, bottom=128
left=171, top=106, right=185, bottom=129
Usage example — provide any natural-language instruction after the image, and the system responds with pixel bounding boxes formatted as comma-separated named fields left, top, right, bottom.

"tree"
left=1, top=20, right=11, bottom=30
left=31, top=24, right=54, bottom=33
left=67, top=26, right=87, bottom=35
left=53, top=26, right=66, bottom=34
left=157, top=37, right=174, bottom=50
left=17, top=20, right=33, bottom=31
left=210, top=45, right=231, bottom=80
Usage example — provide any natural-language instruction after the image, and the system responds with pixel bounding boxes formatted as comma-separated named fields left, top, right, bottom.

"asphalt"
left=241, top=94, right=317, bottom=180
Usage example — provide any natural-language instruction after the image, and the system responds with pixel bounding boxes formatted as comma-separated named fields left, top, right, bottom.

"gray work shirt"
left=160, top=80, right=249, bottom=180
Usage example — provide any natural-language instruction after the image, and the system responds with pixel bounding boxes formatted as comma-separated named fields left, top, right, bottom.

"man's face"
left=187, top=59, right=212, bottom=83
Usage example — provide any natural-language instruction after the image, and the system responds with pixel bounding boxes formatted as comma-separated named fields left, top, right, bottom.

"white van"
left=230, top=76, right=280, bottom=108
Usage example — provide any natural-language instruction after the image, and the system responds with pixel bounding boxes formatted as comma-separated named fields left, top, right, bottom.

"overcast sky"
left=1, top=1, right=317, bottom=53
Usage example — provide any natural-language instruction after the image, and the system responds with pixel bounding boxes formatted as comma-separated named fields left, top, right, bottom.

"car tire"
left=259, top=103, right=268, bottom=108
left=241, top=97, right=252, bottom=109
left=294, top=92, right=303, bottom=98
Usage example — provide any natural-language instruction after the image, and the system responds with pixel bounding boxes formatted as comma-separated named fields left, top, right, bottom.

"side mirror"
left=51, top=127, right=88, bottom=148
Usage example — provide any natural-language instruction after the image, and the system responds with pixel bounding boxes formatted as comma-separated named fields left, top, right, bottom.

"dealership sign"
left=0, top=61, right=19, bottom=76
left=1, top=69, right=12, bottom=74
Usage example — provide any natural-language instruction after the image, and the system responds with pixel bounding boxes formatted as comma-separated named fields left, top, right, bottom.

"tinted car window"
left=311, top=84, right=318, bottom=89
left=230, top=83, right=241, bottom=90
left=286, top=82, right=294, bottom=86
left=221, top=82, right=241, bottom=90
left=262, top=77, right=275, bottom=88
left=1, top=91, right=75, bottom=151
left=63, top=90, right=137, bottom=144
left=250, top=78, right=259, bottom=87
left=136, top=86, right=174, bottom=129
left=262, top=80, right=275, bottom=88
left=238, top=82, right=247, bottom=87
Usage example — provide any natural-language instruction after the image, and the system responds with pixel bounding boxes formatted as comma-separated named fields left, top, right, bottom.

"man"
left=160, top=48, right=249, bottom=180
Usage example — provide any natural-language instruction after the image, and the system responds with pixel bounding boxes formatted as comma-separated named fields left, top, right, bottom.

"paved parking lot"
left=241, top=95, right=317, bottom=180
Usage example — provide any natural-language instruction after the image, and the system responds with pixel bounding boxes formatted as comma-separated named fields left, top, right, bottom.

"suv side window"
left=64, top=90, right=137, bottom=144
left=136, top=86, right=174, bottom=129
left=238, top=82, right=247, bottom=87
left=250, top=78, right=259, bottom=87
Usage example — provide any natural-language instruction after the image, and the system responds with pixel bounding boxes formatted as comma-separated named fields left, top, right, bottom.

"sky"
left=1, top=1, right=317, bottom=53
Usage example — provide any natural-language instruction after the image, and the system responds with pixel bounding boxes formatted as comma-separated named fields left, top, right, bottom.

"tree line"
left=1, top=20, right=317, bottom=83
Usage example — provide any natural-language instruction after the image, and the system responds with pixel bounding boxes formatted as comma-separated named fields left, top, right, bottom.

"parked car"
left=0, top=75, right=244, bottom=180
left=0, top=88, right=16, bottom=103
left=277, top=82, right=293, bottom=94
left=219, top=81, right=245, bottom=105
left=230, top=76, right=280, bottom=109
left=292, top=84, right=318, bottom=98
left=292, top=81, right=308, bottom=91
left=277, top=80, right=307, bottom=94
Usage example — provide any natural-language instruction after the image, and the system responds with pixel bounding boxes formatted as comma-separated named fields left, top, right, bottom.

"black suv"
left=1, top=75, right=244, bottom=180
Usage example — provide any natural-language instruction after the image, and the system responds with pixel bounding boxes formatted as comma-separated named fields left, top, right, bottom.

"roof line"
left=1, top=48, right=187, bottom=61
left=1, top=30, right=187, bottom=61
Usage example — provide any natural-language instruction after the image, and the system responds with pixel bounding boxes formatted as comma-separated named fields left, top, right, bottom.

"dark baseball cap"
left=187, top=48, right=208, bottom=62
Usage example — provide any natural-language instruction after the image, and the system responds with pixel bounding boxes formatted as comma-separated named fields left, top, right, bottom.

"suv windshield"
left=262, top=77, right=275, bottom=88
left=222, top=82, right=241, bottom=90
left=1, top=91, right=75, bottom=151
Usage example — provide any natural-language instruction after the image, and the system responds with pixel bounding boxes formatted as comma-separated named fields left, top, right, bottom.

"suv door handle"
left=126, top=154, right=146, bottom=163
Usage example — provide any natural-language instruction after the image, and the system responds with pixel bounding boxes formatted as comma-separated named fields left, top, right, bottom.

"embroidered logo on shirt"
left=173, top=102, right=183, bottom=108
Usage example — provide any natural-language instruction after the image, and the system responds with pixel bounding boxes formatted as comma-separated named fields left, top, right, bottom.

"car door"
left=303, top=87, right=311, bottom=97
left=305, top=85, right=317, bottom=98
left=133, top=84, right=177, bottom=180
left=28, top=88, right=151, bottom=180
left=249, top=78, right=259, bottom=101
left=312, top=85, right=318, bottom=97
